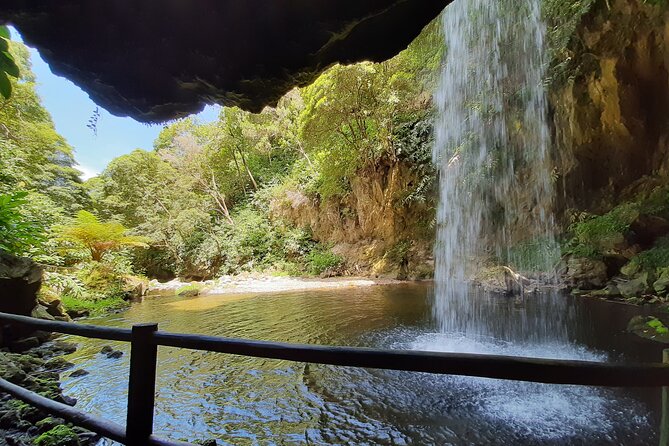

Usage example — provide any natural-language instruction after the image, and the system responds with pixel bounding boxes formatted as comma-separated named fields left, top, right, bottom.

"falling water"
left=432, top=0, right=562, bottom=340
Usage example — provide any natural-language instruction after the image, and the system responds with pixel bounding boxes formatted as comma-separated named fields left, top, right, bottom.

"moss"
left=61, top=294, right=128, bottom=316
left=34, top=425, right=80, bottom=446
left=176, top=283, right=201, bottom=296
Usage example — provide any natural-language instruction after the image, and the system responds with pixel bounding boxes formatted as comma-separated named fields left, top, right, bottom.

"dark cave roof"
left=0, top=1, right=449, bottom=122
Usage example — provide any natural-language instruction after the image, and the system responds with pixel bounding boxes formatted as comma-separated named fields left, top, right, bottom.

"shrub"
left=306, top=248, right=344, bottom=276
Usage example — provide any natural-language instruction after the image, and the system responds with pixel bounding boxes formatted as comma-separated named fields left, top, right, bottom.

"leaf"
left=0, top=27, right=9, bottom=40
left=0, top=71, right=11, bottom=99
left=0, top=51, right=19, bottom=78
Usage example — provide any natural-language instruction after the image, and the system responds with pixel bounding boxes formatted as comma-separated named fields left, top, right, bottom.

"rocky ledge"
left=0, top=338, right=98, bottom=446
left=0, top=1, right=449, bottom=122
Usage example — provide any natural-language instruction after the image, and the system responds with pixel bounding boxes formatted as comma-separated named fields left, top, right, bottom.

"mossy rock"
left=628, top=316, right=669, bottom=343
left=34, top=425, right=80, bottom=446
left=620, top=261, right=641, bottom=277
left=589, top=283, right=621, bottom=297
left=618, top=271, right=654, bottom=298
left=176, top=284, right=201, bottom=297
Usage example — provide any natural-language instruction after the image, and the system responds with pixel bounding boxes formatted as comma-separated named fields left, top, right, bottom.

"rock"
left=106, top=350, right=123, bottom=359
left=0, top=250, right=42, bottom=316
left=9, top=337, right=40, bottom=353
left=56, top=395, right=77, bottom=407
left=564, top=257, right=608, bottom=289
left=176, top=285, right=200, bottom=297
left=654, top=275, right=669, bottom=295
left=99, top=345, right=113, bottom=355
left=589, top=283, right=621, bottom=297
left=44, top=357, right=74, bottom=372
left=100, top=345, right=123, bottom=359
left=31, top=305, right=55, bottom=321
left=0, top=2, right=448, bottom=122
left=122, top=276, right=147, bottom=302
left=67, top=369, right=89, bottom=378
left=0, top=353, right=27, bottom=384
left=503, top=266, right=531, bottom=297
left=66, top=309, right=90, bottom=319
left=35, top=417, right=65, bottom=433
left=620, top=261, right=641, bottom=277
left=195, top=440, right=218, bottom=446
left=628, top=315, right=669, bottom=343
left=0, top=409, right=19, bottom=428
left=630, top=214, right=669, bottom=247
left=618, top=272, right=653, bottom=298
left=0, top=251, right=43, bottom=346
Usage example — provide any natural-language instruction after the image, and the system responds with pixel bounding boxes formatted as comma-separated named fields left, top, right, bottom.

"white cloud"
left=75, top=164, right=100, bottom=181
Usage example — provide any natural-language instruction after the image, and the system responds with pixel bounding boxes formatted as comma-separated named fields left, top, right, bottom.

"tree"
left=57, top=211, right=148, bottom=262
left=0, top=191, right=44, bottom=255
left=0, top=26, right=20, bottom=99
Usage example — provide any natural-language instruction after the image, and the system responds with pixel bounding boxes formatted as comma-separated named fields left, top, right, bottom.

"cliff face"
left=271, top=158, right=435, bottom=279
left=273, top=0, right=669, bottom=279
left=552, top=0, right=669, bottom=213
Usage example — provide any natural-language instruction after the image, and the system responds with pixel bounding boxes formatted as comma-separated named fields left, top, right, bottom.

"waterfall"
left=432, top=0, right=562, bottom=340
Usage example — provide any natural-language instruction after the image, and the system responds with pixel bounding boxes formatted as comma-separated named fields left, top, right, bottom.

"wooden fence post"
left=126, top=323, right=158, bottom=445
left=661, top=349, right=669, bottom=446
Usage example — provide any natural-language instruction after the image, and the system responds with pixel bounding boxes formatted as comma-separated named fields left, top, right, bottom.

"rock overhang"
left=0, top=0, right=450, bottom=122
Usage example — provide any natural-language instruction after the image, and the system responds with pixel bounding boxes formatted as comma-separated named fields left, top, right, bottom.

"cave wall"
left=552, top=0, right=669, bottom=213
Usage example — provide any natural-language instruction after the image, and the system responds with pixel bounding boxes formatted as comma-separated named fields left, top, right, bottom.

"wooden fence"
left=1, top=311, right=668, bottom=445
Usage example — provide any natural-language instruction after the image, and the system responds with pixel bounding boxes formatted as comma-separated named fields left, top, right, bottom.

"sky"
left=15, top=28, right=220, bottom=180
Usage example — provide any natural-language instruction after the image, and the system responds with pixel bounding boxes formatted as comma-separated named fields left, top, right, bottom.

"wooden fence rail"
left=1, top=311, right=668, bottom=445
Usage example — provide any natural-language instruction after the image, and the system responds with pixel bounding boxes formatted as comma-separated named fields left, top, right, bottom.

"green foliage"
left=630, top=236, right=669, bottom=270
left=0, top=191, right=45, bottom=255
left=33, top=425, right=80, bottom=446
left=306, top=248, right=344, bottom=276
left=56, top=210, right=148, bottom=262
left=0, top=26, right=19, bottom=99
left=503, top=236, right=562, bottom=272
left=42, top=271, right=86, bottom=299
left=566, top=203, right=640, bottom=258
left=646, top=317, right=669, bottom=334
left=543, top=0, right=597, bottom=85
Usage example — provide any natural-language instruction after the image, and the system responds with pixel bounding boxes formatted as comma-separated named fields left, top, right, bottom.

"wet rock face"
left=0, top=1, right=449, bottom=122
left=552, top=0, right=669, bottom=211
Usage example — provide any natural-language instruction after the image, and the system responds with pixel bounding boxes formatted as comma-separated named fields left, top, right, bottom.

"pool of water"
left=60, top=283, right=663, bottom=445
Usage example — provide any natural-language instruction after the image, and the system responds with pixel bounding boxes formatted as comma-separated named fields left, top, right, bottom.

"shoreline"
left=148, top=274, right=422, bottom=296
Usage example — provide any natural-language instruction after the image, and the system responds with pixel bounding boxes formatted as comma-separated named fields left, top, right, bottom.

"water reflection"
left=60, top=284, right=662, bottom=445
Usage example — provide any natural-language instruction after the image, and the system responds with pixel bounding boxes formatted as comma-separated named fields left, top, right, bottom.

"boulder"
left=30, top=305, right=55, bottom=321
left=654, top=268, right=669, bottom=295
left=121, top=276, right=148, bottom=302
left=618, top=272, right=653, bottom=298
left=0, top=250, right=42, bottom=316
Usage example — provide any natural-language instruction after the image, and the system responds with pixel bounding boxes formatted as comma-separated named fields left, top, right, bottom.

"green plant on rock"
left=629, top=236, right=669, bottom=270
left=566, top=203, right=640, bottom=258
left=34, top=425, right=80, bottom=446
left=646, top=317, right=669, bottom=335
left=56, top=210, right=149, bottom=262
